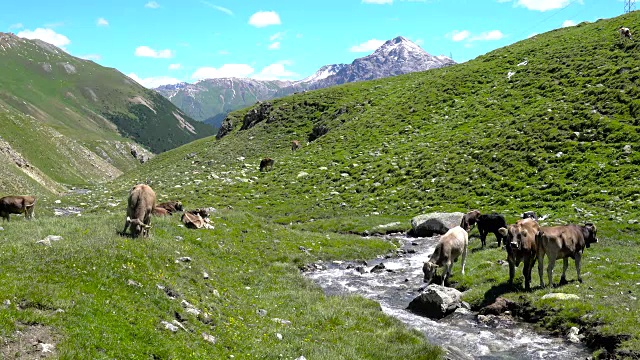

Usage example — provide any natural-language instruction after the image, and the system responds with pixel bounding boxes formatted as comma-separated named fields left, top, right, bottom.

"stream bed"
left=305, top=234, right=591, bottom=359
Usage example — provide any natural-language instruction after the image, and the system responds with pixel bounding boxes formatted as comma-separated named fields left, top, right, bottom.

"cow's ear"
left=498, top=227, right=508, bottom=236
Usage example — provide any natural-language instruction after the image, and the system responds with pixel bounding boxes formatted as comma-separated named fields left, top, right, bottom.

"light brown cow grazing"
left=460, top=209, right=481, bottom=231
left=537, top=223, right=598, bottom=287
left=122, top=184, right=156, bottom=238
left=620, top=27, right=633, bottom=41
left=0, top=195, right=37, bottom=221
left=260, top=157, right=274, bottom=172
left=499, top=218, right=542, bottom=291
left=291, top=140, right=302, bottom=152
left=156, top=201, right=183, bottom=214
left=422, top=226, right=468, bottom=286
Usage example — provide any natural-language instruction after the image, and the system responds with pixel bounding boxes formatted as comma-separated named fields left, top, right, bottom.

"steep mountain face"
left=0, top=32, right=214, bottom=194
left=155, top=37, right=454, bottom=129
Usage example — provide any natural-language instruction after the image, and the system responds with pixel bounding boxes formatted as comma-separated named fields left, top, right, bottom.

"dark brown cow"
left=291, top=140, right=302, bottom=152
left=460, top=209, right=481, bottom=231
left=499, top=218, right=542, bottom=291
left=0, top=195, right=37, bottom=221
left=156, top=201, right=183, bottom=214
left=476, top=213, right=508, bottom=247
left=122, top=184, right=156, bottom=238
left=260, top=157, right=274, bottom=172
left=537, top=223, right=598, bottom=287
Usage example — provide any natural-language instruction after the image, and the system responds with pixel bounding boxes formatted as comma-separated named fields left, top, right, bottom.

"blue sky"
left=0, top=0, right=630, bottom=88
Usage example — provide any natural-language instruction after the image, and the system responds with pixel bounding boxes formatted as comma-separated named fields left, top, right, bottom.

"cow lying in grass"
left=0, top=195, right=37, bottom=221
left=537, top=223, right=598, bottom=287
left=122, top=184, right=156, bottom=238
left=422, top=226, right=468, bottom=286
left=156, top=201, right=183, bottom=214
left=181, top=209, right=214, bottom=229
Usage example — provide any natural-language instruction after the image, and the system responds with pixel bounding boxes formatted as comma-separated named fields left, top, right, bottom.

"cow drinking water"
left=422, top=226, right=468, bottom=286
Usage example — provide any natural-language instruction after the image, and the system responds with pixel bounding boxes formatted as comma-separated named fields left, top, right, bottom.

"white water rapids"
left=305, top=234, right=591, bottom=360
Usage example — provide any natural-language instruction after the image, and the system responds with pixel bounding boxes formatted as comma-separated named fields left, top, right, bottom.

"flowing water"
left=305, top=234, right=591, bottom=360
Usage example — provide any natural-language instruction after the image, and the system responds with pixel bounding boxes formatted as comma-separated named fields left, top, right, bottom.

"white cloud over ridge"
left=447, top=29, right=505, bottom=43
left=135, top=46, right=174, bottom=58
left=249, top=11, right=281, bottom=28
left=562, top=20, right=576, bottom=27
left=17, top=28, right=71, bottom=49
left=191, top=61, right=297, bottom=81
left=128, top=73, right=181, bottom=88
left=500, top=0, right=584, bottom=12
left=145, top=1, right=160, bottom=9
left=350, top=39, right=385, bottom=52
left=80, top=54, right=102, bottom=61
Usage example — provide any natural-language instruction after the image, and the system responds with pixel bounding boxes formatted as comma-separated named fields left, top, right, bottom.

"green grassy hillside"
left=93, top=12, right=640, bottom=356
left=0, top=32, right=215, bottom=195
left=3, top=12, right=640, bottom=359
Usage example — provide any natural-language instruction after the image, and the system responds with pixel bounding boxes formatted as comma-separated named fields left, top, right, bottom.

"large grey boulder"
left=409, top=212, right=465, bottom=237
left=407, top=284, right=463, bottom=319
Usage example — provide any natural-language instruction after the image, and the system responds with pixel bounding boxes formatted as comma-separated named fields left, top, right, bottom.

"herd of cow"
left=0, top=184, right=213, bottom=237
left=423, top=210, right=599, bottom=291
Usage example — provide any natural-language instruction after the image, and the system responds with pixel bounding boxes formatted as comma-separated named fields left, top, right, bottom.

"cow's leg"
left=494, top=231, right=501, bottom=247
left=560, top=257, right=569, bottom=285
left=442, top=261, right=452, bottom=286
left=546, top=255, right=557, bottom=287
left=508, top=260, right=515, bottom=285
left=461, top=243, right=468, bottom=275
left=575, top=252, right=583, bottom=283
left=523, top=258, right=532, bottom=291
left=537, top=251, right=546, bottom=288
left=479, top=228, right=486, bottom=247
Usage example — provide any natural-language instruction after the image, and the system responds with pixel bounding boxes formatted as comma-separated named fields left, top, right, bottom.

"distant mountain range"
left=0, top=32, right=214, bottom=195
left=155, top=36, right=455, bottom=129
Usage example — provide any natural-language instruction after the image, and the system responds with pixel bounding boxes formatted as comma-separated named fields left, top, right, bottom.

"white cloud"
left=448, top=30, right=471, bottom=42
left=9, top=23, right=23, bottom=30
left=145, top=1, right=160, bottom=8
left=528, top=32, right=538, bottom=38
left=218, top=50, right=230, bottom=55
left=80, top=54, right=102, bottom=61
left=270, top=32, right=285, bottom=41
left=253, top=63, right=298, bottom=80
left=515, top=0, right=582, bottom=11
left=134, top=46, right=174, bottom=58
left=128, top=73, right=181, bottom=88
left=97, top=18, right=109, bottom=26
left=202, top=1, right=233, bottom=15
left=248, top=11, right=281, bottom=28
left=350, top=39, right=385, bottom=52
left=562, top=19, right=576, bottom=27
left=17, top=28, right=71, bottom=49
left=191, top=64, right=255, bottom=80
left=268, top=42, right=281, bottom=50
left=470, top=30, right=505, bottom=41
left=414, top=38, right=424, bottom=46
left=169, top=63, right=182, bottom=70
left=362, top=0, right=393, bottom=3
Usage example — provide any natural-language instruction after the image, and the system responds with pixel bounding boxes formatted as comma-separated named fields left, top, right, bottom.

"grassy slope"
left=98, top=12, right=640, bottom=356
left=0, top=33, right=214, bottom=195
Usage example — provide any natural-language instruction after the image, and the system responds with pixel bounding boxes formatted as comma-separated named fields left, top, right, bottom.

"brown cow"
left=537, top=223, right=598, bottom=287
left=0, top=195, right=37, bottom=221
left=260, top=158, right=274, bottom=172
left=156, top=201, right=183, bottom=214
left=291, top=140, right=302, bottom=152
left=498, top=218, right=542, bottom=291
left=620, top=27, right=633, bottom=41
left=422, top=226, right=468, bottom=286
left=460, top=209, right=481, bottom=231
left=122, top=184, right=156, bottom=238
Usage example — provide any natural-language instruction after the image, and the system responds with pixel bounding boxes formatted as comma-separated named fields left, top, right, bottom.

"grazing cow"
left=0, top=195, right=37, bottom=221
left=122, top=184, right=156, bottom=238
left=260, top=157, right=274, bottom=172
left=537, top=223, right=598, bottom=287
left=460, top=209, right=481, bottom=231
left=181, top=211, right=214, bottom=229
left=291, top=140, right=302, bottom=152
left=499, top=218, right=542, bottom=291
left=476, top=213, right=508, bottom=247
left=620, top=27, right=633, bottom=41
left=422, top=226, right=468, bottom=286
left=522, top=211, right=538, bottom=221
left=156, top=201, right=183, bottom=215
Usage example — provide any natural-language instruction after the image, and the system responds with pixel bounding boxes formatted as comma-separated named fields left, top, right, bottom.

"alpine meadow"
left=2, top=9, right=640, bottom=360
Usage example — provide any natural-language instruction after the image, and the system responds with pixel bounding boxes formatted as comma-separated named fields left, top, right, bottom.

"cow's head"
left=127, top=216, right=151, bottom=238
left=500, top=219, right=537, bottom=251
left=583, top=223, right=598, bottom=248
left=175, top=201, right=184, bottom=212
left=422, top=261, right=438, bottom=284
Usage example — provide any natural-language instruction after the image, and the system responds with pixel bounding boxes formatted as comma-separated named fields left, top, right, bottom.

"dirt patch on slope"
left=0, top=324, right=60, bottom=359
left=173, top=111, right=196, bottom=134
left=129, top=96, right=157, bottom=114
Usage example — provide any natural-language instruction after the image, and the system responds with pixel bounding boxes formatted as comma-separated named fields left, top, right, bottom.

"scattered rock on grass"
left=202, top=332, right=216, bottom=344
left=541, top=293, right=580, bottom=301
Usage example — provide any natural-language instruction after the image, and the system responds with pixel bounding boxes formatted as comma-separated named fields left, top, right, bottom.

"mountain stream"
left=305, top=234, right=591, bottom=359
